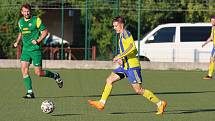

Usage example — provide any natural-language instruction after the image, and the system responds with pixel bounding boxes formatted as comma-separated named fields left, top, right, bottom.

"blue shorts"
left=113, top=67, right=142, bottom=84
left=211, top=47, right=215, bottom=58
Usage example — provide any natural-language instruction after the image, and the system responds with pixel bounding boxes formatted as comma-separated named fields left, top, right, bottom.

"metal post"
left=114, top=0, right=120, bottom=55
left=85, top=0, right=88, bottom=60
left=194, top=49, right=198, bottom=63
left=88, top=1, right=93, bottom=59
left=137, top=0, right=141, bottom=60
left=61, top=0, right=64, bottom=60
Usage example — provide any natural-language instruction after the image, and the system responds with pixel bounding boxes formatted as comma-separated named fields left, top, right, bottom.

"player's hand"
left=113, top=55, right=119, bottom=63
left=113, top=55, right=122, bottom=65
left=31, top=40, right=38, bottom=45
left=202, top=43, right=206, bottom=48
left=13, top=42, right=18, bottom=48
left=116, top=59, right=123, bottom=66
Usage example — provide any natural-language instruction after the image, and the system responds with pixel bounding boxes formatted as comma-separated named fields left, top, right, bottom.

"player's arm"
left=202, top=35, right=213, bottom=48
left=202, top=28, right=214, bottom=47
left=113, top=42, right=135, bottom=62
left=37, top=29, right=48, bottom=44
left=32, top=17, right=48, bottom=45
left=14, top=32, right=22, bottom=47
left=32, top=29, right=48, bottom=45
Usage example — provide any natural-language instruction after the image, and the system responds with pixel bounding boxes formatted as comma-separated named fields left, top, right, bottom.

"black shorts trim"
left=115, top=72, right=126, bottom=80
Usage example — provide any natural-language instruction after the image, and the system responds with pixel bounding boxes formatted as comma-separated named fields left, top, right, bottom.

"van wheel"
left=139, top=56, right=150, bottom=61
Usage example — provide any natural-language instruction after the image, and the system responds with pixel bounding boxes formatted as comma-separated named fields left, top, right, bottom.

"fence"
left=1, top=0, right=215, bottom=61
left=16, top=45, right=96, bottom=60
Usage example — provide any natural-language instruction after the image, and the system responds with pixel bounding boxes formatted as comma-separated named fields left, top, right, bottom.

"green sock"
left=23, top=75, right=32, bottom=91
left=44, top=70, right=55, bottom=79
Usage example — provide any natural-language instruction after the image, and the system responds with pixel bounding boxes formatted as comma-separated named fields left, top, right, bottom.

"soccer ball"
left=41, top=100, right=55, bottom=114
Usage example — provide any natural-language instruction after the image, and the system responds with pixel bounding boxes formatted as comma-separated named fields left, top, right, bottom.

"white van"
left=135, top=23, right=213, bottom=62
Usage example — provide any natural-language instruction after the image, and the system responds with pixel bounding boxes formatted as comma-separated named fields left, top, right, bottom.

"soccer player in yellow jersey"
left=88, top=16, right=167, bottom=115
left=202, top=16, right=215, bottom=80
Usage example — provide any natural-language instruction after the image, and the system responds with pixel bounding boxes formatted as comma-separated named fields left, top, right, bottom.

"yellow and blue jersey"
left=118, top=30, right=140, bottom=69
left=210, top=27, right=215, bottom=57
left=211, top=27, right=215, bottom=46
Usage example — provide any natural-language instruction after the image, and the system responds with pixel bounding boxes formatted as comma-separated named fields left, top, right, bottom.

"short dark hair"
left=21, top=3, right=31, bottom=11
left=112, top=16, right=125, bottom=25
left=211, top=16, right=215, bottom=19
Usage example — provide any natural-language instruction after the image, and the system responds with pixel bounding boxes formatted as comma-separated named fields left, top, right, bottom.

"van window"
left=180, top=26, right=211, bottom=42
left=146, top=27, right=176, bottom=43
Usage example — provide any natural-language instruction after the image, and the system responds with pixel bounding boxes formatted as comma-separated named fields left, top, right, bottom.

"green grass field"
left=1, top=68, right=215, bottom=121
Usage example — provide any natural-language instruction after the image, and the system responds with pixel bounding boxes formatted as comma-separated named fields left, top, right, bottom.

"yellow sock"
left=100, top=84, right=112, bottom=104
left=208, top=61, right=214, bottom=77
left=143, top=89, right=160, bottom=104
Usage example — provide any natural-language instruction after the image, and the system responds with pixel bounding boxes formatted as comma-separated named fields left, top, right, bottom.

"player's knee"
left=134, top=88, right=143, bottom=95
left=106, top=78, right=114, bottom=84
left=135, top=90, right=142, bottom=95
left=34, top=70, right=41, bottom=76
left=210, top=57, right=215, bottom=62
left=21, top=68, right=28, bottom=75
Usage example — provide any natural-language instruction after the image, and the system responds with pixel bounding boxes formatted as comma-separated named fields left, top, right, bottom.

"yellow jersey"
left=118, top=30, right=140, bottom=69
left=211, top=27, right=215, bottom=46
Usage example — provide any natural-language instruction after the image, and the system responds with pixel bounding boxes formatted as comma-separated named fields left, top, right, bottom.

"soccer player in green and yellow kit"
left=14, top=3, right=63, bottom=99
left=202, top=16, right=215, bottom=80
left=88, top=16, right=167, bottom=115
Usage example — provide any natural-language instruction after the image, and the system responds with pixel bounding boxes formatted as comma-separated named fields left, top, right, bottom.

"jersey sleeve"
left=18, top=20, right=22, bottom=33
left=118, top=33, right=136, bottom=58
left=36, top=17, right=46, bottom=31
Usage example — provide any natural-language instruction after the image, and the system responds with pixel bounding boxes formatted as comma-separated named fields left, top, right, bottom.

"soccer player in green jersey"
left=202, top=16, right=215, bottom=80
left=88, top=16, right=167, bottom=115
left=14, top=3, right=63, bottom=99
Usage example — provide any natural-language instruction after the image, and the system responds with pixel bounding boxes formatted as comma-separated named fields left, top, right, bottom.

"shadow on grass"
left=110, top=111, right=155, bottom=115
left=155, top=90, right=215, bottom=95
left=37, top=90, right=215, bottom=99
left=167, top=108, right=215, bottom=114
left=52, top=113, right=81, bottom=116
left=110, top=108, right=215, bottom=115
left=36, top=93, right=136, bottom=99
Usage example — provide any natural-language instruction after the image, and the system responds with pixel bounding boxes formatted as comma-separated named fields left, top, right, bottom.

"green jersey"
left=18, top=16, right=46, bottom=51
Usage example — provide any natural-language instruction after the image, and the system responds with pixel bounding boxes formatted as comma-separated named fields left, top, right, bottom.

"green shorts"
left=20, top=50, right=42, bottom=67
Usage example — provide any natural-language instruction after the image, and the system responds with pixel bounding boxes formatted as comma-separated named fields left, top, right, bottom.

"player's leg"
left=100, top=72, right=121, bottom=104
left=127, top=68, right=161, bottom=107
left=88, top=67, right=125, bottom=110
left=203, top=57, right=215, bottom=79
left=203, top=47, right=215, bottom=79
left=208, top=57, right=215, bottom=77
left=132, top=84, right=160, bottom=104
left=21, top=61, right=32, bottom=93
left=34, top=67, right=63, bottom=88
left=20, top=52, right=35, bottom=99
left=128, top=68, right=166, bottom=114
left=132, top=84, right=166, bottom=114
left=32, top=51, right=63, bottom=88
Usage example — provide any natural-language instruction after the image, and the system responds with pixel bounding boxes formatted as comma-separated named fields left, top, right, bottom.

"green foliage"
left=1, top=0, right=215, bottom=59
left=89, top=3, right=115, bottom=59
left=0, top=0, right=43, bottom=59
left=0, top=0, right=20, bottom=58
left=86, top=0, right=215, bottom=60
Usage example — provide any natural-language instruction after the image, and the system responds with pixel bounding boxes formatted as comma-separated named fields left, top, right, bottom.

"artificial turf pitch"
left=0, top=68, right=215, bottom=121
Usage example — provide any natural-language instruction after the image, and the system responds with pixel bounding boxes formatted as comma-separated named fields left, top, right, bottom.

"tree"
left=1, top=0, right=215, bottom=59
left=0, top=0, right=21, bottom=58
left=0, top=0, right=43, bottom=59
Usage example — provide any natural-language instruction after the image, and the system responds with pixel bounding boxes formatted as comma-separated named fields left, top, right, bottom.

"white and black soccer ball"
left=41, top=100, right=55, bottom=114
